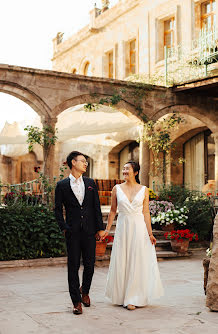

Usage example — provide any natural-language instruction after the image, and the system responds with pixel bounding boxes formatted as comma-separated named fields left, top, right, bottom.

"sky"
left=0, top=0, right=119, bottom=130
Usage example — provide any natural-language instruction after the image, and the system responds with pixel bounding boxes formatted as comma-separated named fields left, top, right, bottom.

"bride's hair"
left=126, top=161, right=140, bottom=184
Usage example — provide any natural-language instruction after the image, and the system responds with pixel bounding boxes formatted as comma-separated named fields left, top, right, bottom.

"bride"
left=103, top=161, right=164, bottom=310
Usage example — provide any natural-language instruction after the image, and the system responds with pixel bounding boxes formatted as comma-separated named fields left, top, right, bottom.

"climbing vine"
left=84, top=82, right=152, bottom=122
left=140, top=113, right=185, bottom=184
left=24, top=125, right=58, bottom=152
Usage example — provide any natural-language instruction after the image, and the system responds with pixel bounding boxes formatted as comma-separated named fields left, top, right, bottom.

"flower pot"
left=95, top=240, right=107, bottom=256
left=162, top=223, right=175, bottom=231
left=170, top=239, right=189, bottom=253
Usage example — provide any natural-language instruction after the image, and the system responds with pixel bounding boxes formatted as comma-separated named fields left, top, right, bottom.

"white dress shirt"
left=69, top=174, right=85, bottom=205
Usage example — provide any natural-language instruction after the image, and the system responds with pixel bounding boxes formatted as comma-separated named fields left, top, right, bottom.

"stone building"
left=0, top=0, right=217, bottom=193
left=51, top=0, right=217, bottom=191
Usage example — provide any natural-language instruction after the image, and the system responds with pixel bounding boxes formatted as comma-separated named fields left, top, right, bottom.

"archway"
left=109, top=140, right=139, bottom=179
left=150, top=110, right=216, bottom=192
left=54, top=103, right=140, bottom=181
left=0, top=92, right=42, bottom=184
left=0, top=82, right=51, bottom=118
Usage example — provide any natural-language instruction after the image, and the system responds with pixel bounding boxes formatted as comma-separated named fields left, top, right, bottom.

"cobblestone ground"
left=0, top=251, right=217, bottom=334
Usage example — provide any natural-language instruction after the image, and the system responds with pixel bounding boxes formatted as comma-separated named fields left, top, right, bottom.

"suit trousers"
left=65, top=229, right=96, bottom=305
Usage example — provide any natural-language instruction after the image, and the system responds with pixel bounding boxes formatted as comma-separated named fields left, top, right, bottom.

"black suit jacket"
left=55, top=176, right=104, bottom=235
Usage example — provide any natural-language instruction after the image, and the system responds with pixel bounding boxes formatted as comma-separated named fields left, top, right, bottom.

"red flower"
left=207, top=192, right=212, bottom=196
left=63, top=161, right=68, bottom=166
left=34, top=166, right=40, bottom=173
left=164, top=229, right=198, bottom=242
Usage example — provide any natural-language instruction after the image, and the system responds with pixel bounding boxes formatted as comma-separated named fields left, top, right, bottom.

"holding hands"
left=97, top=229, right=109, bottom=241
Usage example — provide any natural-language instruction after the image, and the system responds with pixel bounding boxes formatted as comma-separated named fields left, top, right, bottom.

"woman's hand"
left=97, top=230, right=109, bottom=241
left=149, top=234, right=156, bottom=245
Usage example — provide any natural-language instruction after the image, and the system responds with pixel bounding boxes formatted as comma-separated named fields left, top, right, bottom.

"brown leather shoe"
left=73, top=302, right=82, bottom=315
left=82, top=293, right=90, bottom=307
left=80, top=286, right=90, bottom=307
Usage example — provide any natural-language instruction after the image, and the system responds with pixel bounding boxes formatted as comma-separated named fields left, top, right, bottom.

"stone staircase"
left=96, top=207, right=191, bottom=266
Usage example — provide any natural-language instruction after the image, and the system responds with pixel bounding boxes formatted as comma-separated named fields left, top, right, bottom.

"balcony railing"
left=165, top=28, right=218, bottom=85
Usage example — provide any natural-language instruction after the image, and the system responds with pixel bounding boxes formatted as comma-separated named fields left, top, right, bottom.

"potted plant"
left=95, top=235, right=114, bottom=256
left=164, top=229, right=198, bottom=253
left=151, top=206, right=189, bottom=231
left=150, top=200, right=174, bottom=229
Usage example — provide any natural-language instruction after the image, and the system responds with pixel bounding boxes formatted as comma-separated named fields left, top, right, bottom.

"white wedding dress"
left=105, top=184, right=164, bottom=306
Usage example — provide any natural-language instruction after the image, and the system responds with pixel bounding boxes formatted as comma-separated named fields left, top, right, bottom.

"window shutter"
left=195, top=2, right=201, bottom=39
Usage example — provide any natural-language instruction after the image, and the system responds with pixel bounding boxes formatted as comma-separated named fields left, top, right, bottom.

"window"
left=129, top=39, right=136, bottom=75
left=84, top=62, right=91, bottom=76
left=164, top=17, right=175, bottom=48
left=108, top=51, right=113, bottom=78
left=201, top=0, right=216, bottom=30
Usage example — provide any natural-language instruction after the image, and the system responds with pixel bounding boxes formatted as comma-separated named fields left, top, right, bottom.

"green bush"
left=158, top=184, right=214, bottom=240
left=0, top=205, right=66, bottom=261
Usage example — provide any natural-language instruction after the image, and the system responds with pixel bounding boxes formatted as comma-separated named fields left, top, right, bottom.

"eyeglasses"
left=74, top=159, right=89, bottom=166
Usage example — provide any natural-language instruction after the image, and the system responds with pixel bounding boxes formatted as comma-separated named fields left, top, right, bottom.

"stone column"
left=206, top=214, right=218, bottom=311
left=11, top=157, right=19, bottom=184
left=139, top=140, right=150, bottom=187
left=41, top=117, right=57, bottom=181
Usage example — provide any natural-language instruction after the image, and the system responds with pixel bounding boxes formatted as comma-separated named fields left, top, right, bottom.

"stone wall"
left=52, top=0, right=218, bottom=79
left=206, top=214, right=218, bottom=311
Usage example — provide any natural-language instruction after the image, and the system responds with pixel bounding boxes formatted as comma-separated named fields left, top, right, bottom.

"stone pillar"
left=41, top=117, right=57, bottom=181
left=11, top=157, right=19, bottom=184
left=206, top=214, right=218, bottom=311
left=139, top=140, right=150, bottom=187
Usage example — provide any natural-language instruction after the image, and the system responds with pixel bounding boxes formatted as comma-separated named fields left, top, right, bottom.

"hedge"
left=0, top=205, right=66, bottom=261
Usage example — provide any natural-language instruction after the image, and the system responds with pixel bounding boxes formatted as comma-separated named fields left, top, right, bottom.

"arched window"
left=84, top=62, right=92, bottom=76
left=72, top=68, right=77, bottom=74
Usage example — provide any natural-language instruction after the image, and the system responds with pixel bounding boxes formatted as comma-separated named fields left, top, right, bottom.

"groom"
left=55, top=151, right=105, bottom=315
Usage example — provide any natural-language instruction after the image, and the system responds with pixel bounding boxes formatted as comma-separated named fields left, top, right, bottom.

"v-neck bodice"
left=116, top=184, right=146, bottom=215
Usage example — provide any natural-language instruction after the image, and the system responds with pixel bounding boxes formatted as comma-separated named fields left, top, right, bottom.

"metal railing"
left=0, top=179, right=44, bottom=206
left=165, top=28, right=218, bottom=86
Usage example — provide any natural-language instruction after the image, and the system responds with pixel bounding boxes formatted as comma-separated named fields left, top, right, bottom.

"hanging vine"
left=140, top=113, right=185, bottom=185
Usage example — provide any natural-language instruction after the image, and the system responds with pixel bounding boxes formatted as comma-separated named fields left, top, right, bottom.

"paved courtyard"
left=0, top=251, right=217, bottom=334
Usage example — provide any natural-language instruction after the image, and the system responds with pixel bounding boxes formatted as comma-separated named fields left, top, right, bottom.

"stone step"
left=106, top=239, right=172, bottom=252
left=155, top=240, right=172, bottom=251
left=156, top=250, right=192, bottom=259
left=97, top=250, right=192, bottom=265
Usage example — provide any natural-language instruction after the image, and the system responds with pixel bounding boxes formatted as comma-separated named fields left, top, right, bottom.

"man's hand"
left=63, top=229, right=67, bottom=237
left=97, top=230, right=108, bottom=241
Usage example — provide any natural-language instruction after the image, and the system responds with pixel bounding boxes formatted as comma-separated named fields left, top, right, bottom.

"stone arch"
left=109, top=139, right=139, bottom=179
left=152, top=104, right=217, bottom=133
left=52, top=94, right=138, bottom=118
left=0, top=81, right=51, bottom=118
left=79, top=57, right=91, bottom=75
